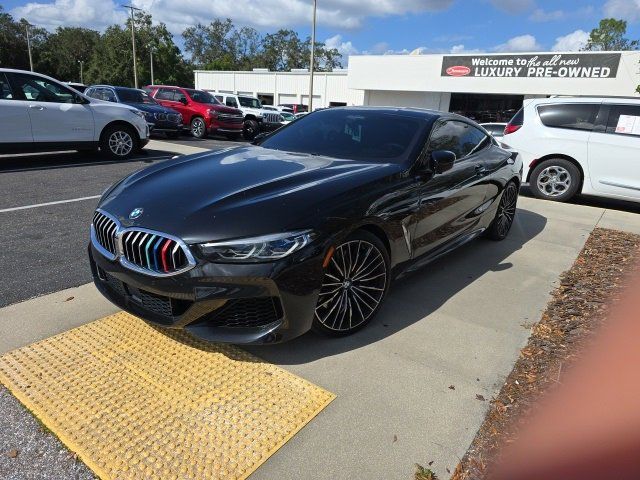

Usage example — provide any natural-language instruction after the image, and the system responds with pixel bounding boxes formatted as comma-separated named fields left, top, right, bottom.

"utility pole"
left=25, top=22, right=34, bottom=71
left=123, top=4, right=142, bottom=88
left=308, top=0, right=317, bottom=112
left=78, top=59, right=84, bottom=83
left=150, top=48, right=154, bottom=85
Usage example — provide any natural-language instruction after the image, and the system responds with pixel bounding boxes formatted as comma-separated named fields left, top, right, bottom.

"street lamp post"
left=25, top=23, right=34, bottom=72
left=78, top=59, right=84, bottom=84
left=308, top=0, right=317, bottom=112
left=123, top=4, right=142, bottom=88
left=150, top=48, right=154, bottom=86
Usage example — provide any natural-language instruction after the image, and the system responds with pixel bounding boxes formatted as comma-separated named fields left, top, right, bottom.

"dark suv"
left=85, top=85, right=183, bottom=138
left=145, top=86, right=244, bottom=140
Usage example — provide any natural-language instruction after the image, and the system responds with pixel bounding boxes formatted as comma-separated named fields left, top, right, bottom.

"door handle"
left=29, top=105, right=45, bottom=111
left=475, top=164, right=486, bottom=175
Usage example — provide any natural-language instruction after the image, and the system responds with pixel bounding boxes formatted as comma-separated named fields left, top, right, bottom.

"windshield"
left=259, top=109, right=426, bottom=162
left=238, top=96, right=262, bottom=108
left=116, top=88, right=156, bottom=104
left=186, top=89, right=220, bottom=104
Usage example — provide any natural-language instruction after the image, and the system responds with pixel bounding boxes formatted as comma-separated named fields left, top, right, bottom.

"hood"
left=99, top=146, right=399, bottom=243
left=123, top=102, right=177, bottom=115
left=89, top=98, right=138, bottom=112
left=207, top=104, right=243, bottom=116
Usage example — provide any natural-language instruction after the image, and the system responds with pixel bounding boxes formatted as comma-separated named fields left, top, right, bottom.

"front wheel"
left=190, top=117, right=207, bottom=139
left=530, top=159, right=580, bottom=202
left=313, top=231, right=390, bottom=336
left=485, top=181, right=519, bottom=241
left=243, top=119, right=259, bottom=140
left=100, top=125, right=137, bottom=159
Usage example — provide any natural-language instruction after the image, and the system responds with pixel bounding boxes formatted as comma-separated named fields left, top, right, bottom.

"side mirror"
left=251, top=132, right=268, bottom=145
left=430, top=150, right=456, bottom=174
left=179, top=98, right=188, bottom=105
left=74, top=93, right=88, bottom=104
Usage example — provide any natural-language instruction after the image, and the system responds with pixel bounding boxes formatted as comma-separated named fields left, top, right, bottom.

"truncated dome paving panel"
left=0, top=312, right=335, bottom=480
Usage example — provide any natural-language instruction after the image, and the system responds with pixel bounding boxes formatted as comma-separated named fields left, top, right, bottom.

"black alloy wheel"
left=486, top=181, right=519, bottom=241
left=243, top=119, right=259, bottom=140
left=313, top=231, right=389, bottom=335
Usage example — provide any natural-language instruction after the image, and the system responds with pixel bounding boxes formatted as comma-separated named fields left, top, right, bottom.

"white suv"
left=0, top=69, right=149, bottom=158
left=502, top=96, right=640, bottom=203
left=211, top=92, right=283, bottom=139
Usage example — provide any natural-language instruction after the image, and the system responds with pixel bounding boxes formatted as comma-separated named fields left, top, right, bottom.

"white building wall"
left=194, top=70, right=364, bottom=108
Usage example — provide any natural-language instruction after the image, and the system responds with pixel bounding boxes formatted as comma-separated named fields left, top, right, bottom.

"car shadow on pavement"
left=247, top=208, right=547, bottom=365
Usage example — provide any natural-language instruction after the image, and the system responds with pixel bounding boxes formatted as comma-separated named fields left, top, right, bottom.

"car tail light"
left=504, top=123, right=522, bottom=135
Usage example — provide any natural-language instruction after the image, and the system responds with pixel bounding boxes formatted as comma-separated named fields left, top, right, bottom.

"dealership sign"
left=441, top=53, right=621, bottom=79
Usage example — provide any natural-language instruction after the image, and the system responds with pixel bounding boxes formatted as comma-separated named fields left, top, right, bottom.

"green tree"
left=0, top=6, right=49, bottom=71
left=39, top=27, right=100, bottom=81
left=584, top=18, right=639, bottom=51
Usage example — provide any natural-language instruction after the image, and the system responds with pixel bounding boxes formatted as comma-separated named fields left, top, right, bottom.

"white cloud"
left=325, top=34, right=359, bottom=57
left=489, top=0, right=535, bottom=14
left=529, top=8, right=564, bottom=22
left=603, top=0, right=640, bottom=22
left=450, top=44, right=483, bottom=54
left=11, top=0, right=125, bottom=31
left=12, top=0, right=455, bottom=34
left=552, top=29, right=589, bottom=51
left=494, top=34, right=541, bottom=52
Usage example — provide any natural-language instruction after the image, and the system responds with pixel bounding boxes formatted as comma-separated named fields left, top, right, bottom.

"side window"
left=214, top=95, right=223, bottom=102
left=10, top=73, right=75, bottom=103
left=537, top=103, right=598, bottom=131
left=605, top=104, right=640, bottom=137
left=155, top=89, right=175, bottom=101
left=226, top=97, right=238, bottom=108
left=96, top=88, right=116, bottom=102
left=428, top=121, right=488, bottom=159
left=174, top=90, right=187, bottom=103
left=0, top=73, right=13, bottom=100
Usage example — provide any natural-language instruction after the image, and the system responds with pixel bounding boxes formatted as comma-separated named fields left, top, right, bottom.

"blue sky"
left=4, top=0, right=640, bottom=61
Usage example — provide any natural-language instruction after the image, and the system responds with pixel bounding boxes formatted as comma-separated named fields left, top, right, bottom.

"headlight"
left=131, top=110, right=146, bottom=120
left=207, top=109, right=218, bottom=119
left=199, top=230, right=315, bottom=262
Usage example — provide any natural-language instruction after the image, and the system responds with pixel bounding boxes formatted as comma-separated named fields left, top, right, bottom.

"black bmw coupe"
left=89, top=107, right=522, bottom=344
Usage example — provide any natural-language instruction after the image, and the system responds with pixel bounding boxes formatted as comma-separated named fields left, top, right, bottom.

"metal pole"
left=78, top=60, right=84, bottom=83
left=308, top=0, right=317, bottom=112
left=123, top=5, right=141, bottom=88
left=25, top=23, right=34, bottom=72
left=150, top=49, right=154, bottom=85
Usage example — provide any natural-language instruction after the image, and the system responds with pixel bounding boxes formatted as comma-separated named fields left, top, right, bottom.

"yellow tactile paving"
left=0, top=311, right=335, bottom=480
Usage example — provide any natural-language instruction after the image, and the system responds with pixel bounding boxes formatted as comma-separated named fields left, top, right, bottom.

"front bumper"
left=149, top=121, right=183, bottom=134
left=89, top=241, right=325, bottom=344
left=260, top=121, right=284, bottom=133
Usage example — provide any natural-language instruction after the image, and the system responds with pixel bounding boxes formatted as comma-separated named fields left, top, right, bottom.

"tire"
left=529, top=158, right=580, bottom=202
left=485, top=180, right=519, bottom=241
left=313, top=230, right=390, bottom=337
left=243, top=119, right=259, bottom=140
left=99, top=124, right=137, bottom=159
left=190, top=117, right=207, bottom=139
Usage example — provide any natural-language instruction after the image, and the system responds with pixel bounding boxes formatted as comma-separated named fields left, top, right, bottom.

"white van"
left=0, top=68, right=149, bottom=158
left=502, top=96, right=640, bottom=203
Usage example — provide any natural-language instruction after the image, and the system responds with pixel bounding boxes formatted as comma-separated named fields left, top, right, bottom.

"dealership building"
left=195, top=50, right=640, bottom=122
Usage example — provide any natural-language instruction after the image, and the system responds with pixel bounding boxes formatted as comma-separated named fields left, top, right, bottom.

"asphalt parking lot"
left=0, top=136, right=238, bottom=307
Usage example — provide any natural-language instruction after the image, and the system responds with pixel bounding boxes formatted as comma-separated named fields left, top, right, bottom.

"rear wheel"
left=190, top=117, right=207, bottom=139
left=313, top=231, right=390, bottom=336
left=486, top=181, right=519, bottom=241
left=99, top=124, right=137, bottom=159
left=530, top=158, right=580, bottom=202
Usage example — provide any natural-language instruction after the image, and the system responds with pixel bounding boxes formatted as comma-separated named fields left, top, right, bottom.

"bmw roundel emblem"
left=129, top=207, right=144, bottom=220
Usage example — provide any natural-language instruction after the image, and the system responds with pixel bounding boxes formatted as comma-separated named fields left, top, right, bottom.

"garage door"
left=278, top=94, right=298, bottom=105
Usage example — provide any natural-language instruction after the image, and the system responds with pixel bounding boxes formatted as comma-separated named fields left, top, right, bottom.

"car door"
left=0, top=72, right=33, bottom=145
left=8, top=72, right=94, bottom=143
left=588, top=103, right=640, bottom=198
left=158, top=88, right=190, bottom=122
left=411, top=120, right=490, bottom=258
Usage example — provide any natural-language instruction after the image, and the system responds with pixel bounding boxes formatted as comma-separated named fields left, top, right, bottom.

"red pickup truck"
left=145, top=85, right=244, bottom=140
